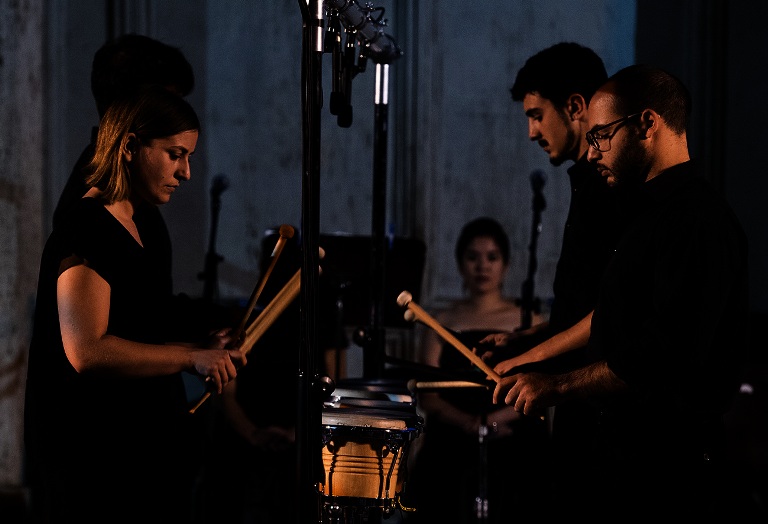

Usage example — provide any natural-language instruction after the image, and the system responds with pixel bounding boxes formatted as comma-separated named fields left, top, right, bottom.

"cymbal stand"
left=475, top=413, right=490, bottom=523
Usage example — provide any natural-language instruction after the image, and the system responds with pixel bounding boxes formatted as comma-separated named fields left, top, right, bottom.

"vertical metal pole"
left=475, top=415, right=489, bottom=523
left=298, top=1, right=323, bottom=522
left=365, top=63, right=390, bottom=379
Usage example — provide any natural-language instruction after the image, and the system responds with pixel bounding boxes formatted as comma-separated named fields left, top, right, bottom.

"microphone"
left=326, top=12, right=345, bottom=116
left=530, top=169, right=546, bottom=194
left=336, top=31, right=356, bottom=127
left=530, top=170, right=546, bottom=214
left=324, top=0, right=402, bottom=64
left=211, top=173, right=229, bottom=198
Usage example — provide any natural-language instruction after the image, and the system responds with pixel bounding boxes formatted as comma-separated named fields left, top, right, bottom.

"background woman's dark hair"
left=455, top=217, right=511, bottom=266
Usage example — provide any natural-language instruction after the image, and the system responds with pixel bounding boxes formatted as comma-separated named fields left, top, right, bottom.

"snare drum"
left=319, top=407, right=423, bottom=504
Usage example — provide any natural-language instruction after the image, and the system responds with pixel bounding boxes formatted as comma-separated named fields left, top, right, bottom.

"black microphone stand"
left=198, top=176, right=227, bottom=304
left=520, top=173, right=546, bottom=330
left=475, top=416, right=489, bottom=523
left=297, top=1, right=324, bottom=522
left=363, top=62, right=390, bottom=380
left=324, top=0, right=402, bottom=382
left=298, top=2, right=401, bottom=522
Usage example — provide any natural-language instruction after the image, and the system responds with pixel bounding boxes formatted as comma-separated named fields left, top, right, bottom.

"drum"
left=319, top=406, right=423, bottom=509
left=324, top=378, right=416, bottom=412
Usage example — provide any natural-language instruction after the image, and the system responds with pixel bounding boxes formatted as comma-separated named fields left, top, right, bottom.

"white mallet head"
left=396, top=290, right=413, bottom=307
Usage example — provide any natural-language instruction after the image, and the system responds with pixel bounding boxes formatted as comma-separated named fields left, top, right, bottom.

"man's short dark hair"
left=91, top=33, right=194, bottom=117
left=606, top=64, right=691, bottom=135
left=511, top=42, right=607, bottom=107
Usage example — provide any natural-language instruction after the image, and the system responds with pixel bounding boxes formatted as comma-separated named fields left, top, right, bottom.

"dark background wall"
left=0, top=0, right=765, bottom=513
left=635, top=1, right=768, bottom=509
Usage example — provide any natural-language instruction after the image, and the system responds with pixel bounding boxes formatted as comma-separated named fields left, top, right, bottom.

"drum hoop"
left=321, top=408, right=422, bottom=429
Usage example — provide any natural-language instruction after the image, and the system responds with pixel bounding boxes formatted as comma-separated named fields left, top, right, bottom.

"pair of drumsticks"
left=189, top=225, right=299, bottom=413
left=189, top=232, right=520, bottom=415
left=397, top=291, right=546, bottom=421
left=396, top=291, right=501, bottom=383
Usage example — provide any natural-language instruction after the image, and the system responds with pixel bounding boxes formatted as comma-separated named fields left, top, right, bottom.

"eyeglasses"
left=586, top=112, right=643, bottom=152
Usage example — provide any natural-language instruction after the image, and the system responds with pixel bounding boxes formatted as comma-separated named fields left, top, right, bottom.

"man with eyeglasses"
left=481, top=42, right=633, bottom=518
left=493, top=64, right=749, bottom=521
left=585, top=112, right=642, bottom=163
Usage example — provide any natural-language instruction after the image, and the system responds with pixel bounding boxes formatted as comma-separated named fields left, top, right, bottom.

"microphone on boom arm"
left=324, top=0, right=402, bottom=64
left=324, top=8, right=353, bottom=127
left=326, top=10, right=345, bottom=116
left=323, top=0, right=402, bottom=127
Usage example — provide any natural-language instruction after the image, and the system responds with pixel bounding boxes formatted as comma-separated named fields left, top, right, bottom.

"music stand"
left=318, top=234, right=426, bottom=329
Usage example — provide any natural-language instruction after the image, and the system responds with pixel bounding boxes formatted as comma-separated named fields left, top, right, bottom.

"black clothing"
left=585, top=160, right=749, bottom=519
left=196, top=233, right=345, bottom=524
left=490, top=154, right=627, bottom=369
left=25, top=198, right=205, bottom=523
left=197, top=301, right=300, bottom=524
left=52, top=127, right=96, bottom=229
left=494, top=155, right=632, bottom=517
left=551, top=153, right=625, bottom=332
left=52, top=128, right=228, bottom=341
left=546, top=153, right=639, bottom=508
left=404, top=331, right=551, bottom=524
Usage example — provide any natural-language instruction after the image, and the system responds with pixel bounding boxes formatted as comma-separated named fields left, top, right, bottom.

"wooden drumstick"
left=189, top=269, right=302, bottom=414
left=240, top=243, right=323, bottom=351
left=230, top=224, right=295, bottom=344
left=240, top=269, right=300, bottom=354
left=399, top=291, right=546, bottom=421
left=190, top=246, right=327, bottom=414
left=396, top=291, right=501, bottom=383
left=407, top=379, right=489, bottom=391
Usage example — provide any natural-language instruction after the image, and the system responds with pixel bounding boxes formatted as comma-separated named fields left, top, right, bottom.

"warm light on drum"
left=319, top=407, right=422, bottom=507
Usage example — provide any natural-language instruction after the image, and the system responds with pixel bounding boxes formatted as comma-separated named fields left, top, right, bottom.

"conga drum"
left=319, top=379, right=423, bottom=522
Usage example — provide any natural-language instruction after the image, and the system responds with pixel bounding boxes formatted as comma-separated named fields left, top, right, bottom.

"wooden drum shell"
left=319, top=407, right=422, bottom=502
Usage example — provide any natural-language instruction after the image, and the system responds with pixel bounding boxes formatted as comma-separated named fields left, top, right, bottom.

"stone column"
left=0, top=0, right=44, bottom=495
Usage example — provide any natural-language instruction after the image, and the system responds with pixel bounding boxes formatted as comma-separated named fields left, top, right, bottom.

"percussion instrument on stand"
left=298, top=2, right=403, bottom=520
left=318, top=379, right=423, bottom=523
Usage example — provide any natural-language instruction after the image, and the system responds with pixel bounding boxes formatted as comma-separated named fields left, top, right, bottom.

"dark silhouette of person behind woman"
left=53, top=33, right=195, bottom=228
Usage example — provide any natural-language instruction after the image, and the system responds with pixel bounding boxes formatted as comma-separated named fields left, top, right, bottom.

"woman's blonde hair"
left=85, top=85, right=200, bottom=203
